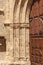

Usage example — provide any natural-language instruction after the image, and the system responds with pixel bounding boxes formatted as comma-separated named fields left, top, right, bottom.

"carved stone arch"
left=26, top=1, right=30, bottom=24
left=13, top=0, right=32, bottom=61
left=13, top=0, right=21, bottom=23
left=13, top=0, right=34, bottom=63
left=14, top=0, right=20, bottom=12
left=20, top=0, right=28, bottom=23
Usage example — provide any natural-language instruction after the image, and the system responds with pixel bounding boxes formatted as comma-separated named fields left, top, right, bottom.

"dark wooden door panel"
left=30, top=37, right=43, bottom=65
left=29, top=0, right=43, bottom=65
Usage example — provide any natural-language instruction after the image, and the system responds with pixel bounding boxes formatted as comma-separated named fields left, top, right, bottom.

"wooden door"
left=29, top=0, right=43, bottom=65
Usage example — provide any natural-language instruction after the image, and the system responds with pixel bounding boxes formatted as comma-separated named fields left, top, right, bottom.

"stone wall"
left=0, top=0, right=33, bottom=65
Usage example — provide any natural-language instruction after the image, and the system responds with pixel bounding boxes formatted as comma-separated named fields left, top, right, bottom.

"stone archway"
left=13, top=0, right=33, bottom=64
left=2, top=0, right=33, bottom=64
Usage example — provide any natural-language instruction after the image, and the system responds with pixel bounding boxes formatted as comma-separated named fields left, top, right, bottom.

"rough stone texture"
left=0, top=0, right=33, bottom=65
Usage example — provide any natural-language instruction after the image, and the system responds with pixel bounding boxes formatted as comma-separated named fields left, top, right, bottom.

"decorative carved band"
left=13, top=23, right=29, bottom=29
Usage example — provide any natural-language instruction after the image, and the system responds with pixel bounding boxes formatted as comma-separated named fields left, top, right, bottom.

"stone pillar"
left=14, top=28, right=20, bottom=61
left=4, top=24, right=13, bottom=61
left=25, top=5, right=31, bottom=65
left=4, top=0, right=14, bottom=61
left=13, top=0, right=21, bottom=61
left=19, top=0, right=28, bottom=60
left=20, top=28, right=26, bottom=59
left=25, top=8, right=30, bottom=59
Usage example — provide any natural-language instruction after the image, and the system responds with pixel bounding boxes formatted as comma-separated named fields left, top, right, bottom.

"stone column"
left=19, top=0, right=28, bottom=60
left=25, top=8, right=29, bottom=59
left=13, top=0, right=21, bottom=61
left=4, top=0, right=14, bottom=61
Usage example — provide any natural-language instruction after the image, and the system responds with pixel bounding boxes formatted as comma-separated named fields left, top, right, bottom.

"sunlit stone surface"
left=0, top=0, right=33, bottom=65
